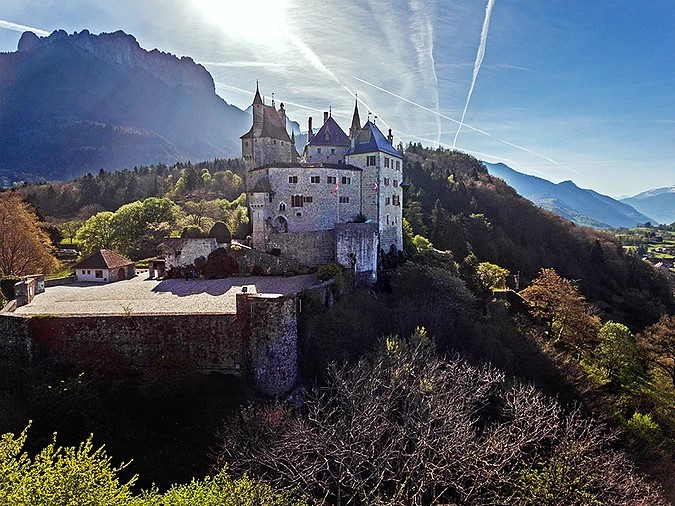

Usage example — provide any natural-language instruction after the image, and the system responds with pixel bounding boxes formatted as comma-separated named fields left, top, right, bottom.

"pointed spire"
left=350, top=96, right=361, bottom=140
left=252, top=80, right=263, bottom=105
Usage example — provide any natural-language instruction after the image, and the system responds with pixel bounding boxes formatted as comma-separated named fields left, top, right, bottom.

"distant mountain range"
left=484, top=162, right=656, bottom=228
left=0, top=29, right=250, bottom=183
left=620, top=187, right=675, bottom=225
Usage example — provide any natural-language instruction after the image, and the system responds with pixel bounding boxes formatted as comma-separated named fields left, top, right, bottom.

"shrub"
left=317, top=262, right=344, bottom=281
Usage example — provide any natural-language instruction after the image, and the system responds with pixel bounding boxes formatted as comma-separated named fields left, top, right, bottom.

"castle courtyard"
left=14, top=273, right=318, bottom=316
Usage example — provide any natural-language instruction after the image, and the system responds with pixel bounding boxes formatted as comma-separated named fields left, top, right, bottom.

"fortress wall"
left=335, top=222, right=378, bottom=286
left=0, top=314, right=33, bottom=362
left=266, top=230, right=335, bottom=268
left=237, top=293, right=298, bottom=396
left=22, top=313, right=245, bottom=375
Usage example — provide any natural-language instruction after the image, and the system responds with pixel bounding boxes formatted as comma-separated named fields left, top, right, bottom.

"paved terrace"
left=14, top=273, right=318, bottom=316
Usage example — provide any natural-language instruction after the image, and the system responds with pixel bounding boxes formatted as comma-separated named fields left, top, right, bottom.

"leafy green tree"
left=0, top=425, right=136, bottom=505
left=75, top=211, right=115, bottom=255
left=593, top=321, right=639, bottom=386
left=475, top=261, right=510, bottom=291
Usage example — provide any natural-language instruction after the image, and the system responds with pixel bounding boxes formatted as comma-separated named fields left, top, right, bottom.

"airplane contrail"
left=0, top=19, right=49, bottom=37
left=200, top=61, right=286, bottom=68
left=409, top=0, right=442, bottom=146
left=353, top=75, right=584, bottom=176
left=452, top=0, right=495, bottom=149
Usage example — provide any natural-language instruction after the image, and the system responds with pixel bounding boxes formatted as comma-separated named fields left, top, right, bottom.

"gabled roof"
left=308, top=116, right=350, bottom=147
left=240, top=104, right=293, bottom=143
left=250, top=176, right=273, bottom=193
left=74, top=249, right=134, bottom=270
left=345, top=121, right=401, bottom=157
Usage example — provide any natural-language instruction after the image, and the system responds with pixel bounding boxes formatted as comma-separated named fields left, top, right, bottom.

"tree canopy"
left=0, top=192, right=57, bottom=277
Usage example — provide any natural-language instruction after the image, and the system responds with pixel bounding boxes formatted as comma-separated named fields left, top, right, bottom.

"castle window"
left=384, top=177, right=390, bottom=186
left=331, top=148, right=336, bottom=155
left=384, top=157, right=390, bottom=168
left=291, top=195, right=303, bottom=207
left=339, top=196, right=350, bottom=204
left=303, top=196, right=313, bottom=203
left=289, top=176, right=298, bottom=183
left=317, top=148, right=322, bottom=154
left=386, top=214, right=390, bottom=225
left=393, top=179, right=399, bottom=187
left=95, top=270, right=103, bottom=278
left=274, top=140, right=277, bottom=145
left=385, top=197, right=391, bottom=205
left=367, top=155, right=376, bottom=166
left=396, top=160, right=400, bottom=171
left=279, top=202, right=286, bottom=211
left=341, top=176, right=351, bottom=185
left=245, top=141, right=249, bottom=147
left=87, top=270, right=91, bottom=275
left=392, top=195, right=401, bottom=206
left=311, top=176, right=320, bottom=183
left=327, top=176, right=337, bottom=184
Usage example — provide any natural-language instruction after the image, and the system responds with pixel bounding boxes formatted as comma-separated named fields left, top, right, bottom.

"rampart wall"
left=0, top=293, right=300, bottom=396
left=266, top=230, right=335, bottom=268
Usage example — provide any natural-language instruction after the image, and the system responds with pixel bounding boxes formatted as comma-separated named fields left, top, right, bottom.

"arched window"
left=279, top=202, right=286, bottom=211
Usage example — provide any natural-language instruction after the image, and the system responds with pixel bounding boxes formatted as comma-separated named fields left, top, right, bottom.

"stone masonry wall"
left=22, top=313, right=245, bottom=375
left=0, top=314, right=32, bottom=362
left=335, top=222, right=378, bottom=286
left=266, top=230, right=335, bottom=268
left=164, top=238, right=218, bottom=271
left=238, top=293, right=298, bottom=396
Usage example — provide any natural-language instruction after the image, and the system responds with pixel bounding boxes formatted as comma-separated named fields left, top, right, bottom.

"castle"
left=241, top=84, right=404, bottom=282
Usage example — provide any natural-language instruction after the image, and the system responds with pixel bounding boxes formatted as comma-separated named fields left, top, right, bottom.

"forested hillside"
left=403, top=145, right=672, bottom=328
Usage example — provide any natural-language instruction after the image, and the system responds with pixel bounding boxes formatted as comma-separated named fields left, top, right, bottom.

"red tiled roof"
left=74, top=249, right=134, bottom=270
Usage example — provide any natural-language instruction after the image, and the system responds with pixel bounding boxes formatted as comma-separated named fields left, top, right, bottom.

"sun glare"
left=192, top=0, right=289, bottom=44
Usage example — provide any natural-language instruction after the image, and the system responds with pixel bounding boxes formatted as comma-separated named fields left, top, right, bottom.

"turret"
left=252, top=81, right=263, bottom=126
left=349, top=98, right=361, bottom=140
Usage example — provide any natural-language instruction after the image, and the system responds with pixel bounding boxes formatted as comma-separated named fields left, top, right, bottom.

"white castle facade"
left=241, top=84, right=403, bottom=283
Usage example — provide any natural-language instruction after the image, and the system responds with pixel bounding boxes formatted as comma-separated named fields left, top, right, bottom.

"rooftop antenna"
left=271, top=92, right=275, bottom=108
left=329, top=106, right=332, bottom=117
left=368, top=111, right=372, bottom=122
left=374, top=115, right=378, bottom=125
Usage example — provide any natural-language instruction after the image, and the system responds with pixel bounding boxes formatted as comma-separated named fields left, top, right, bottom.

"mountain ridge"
left=0, top=29, right=250, bottom=184
left=484, top=162, right=655, bottom=228
left=620, top=186, right=675, bottom=225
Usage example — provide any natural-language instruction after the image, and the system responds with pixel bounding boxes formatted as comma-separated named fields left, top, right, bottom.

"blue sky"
left=1, top=0, right=673, bottom=197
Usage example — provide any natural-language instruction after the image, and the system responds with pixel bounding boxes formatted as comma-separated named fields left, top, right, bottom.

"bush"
left=317, top=262, right=344, bottom=281
left=180, top=225, right=206, bottom=238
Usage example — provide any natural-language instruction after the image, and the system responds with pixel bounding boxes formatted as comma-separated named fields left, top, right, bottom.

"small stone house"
left=74, top=249, right=135, bottom=283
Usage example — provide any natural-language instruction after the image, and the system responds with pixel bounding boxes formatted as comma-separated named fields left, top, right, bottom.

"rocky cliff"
left=0, top=30, right=250, bottom=183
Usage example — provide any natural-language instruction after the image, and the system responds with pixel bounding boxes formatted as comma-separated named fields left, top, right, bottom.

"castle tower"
left=240, top=83, right=298, bottom=172
left=345, top=121, right=403, bottom=252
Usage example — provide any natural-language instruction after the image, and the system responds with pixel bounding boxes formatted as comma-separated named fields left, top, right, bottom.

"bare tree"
left=217, top=331, right=665, bottom=505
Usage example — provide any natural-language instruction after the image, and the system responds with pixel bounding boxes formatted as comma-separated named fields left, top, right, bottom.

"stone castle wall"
left=238, top=293, right=298, bottom=396
left=0, top=292, right=302, bottom=397
left=266, top=230, right=335, bottom=268
left=335, top=222, right=378, bottom=286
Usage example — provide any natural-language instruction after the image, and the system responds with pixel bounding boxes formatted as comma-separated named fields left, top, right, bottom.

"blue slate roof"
left=345, top=121, right=401, bottom=157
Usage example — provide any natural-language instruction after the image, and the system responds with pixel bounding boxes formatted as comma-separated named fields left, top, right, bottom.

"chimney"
left=388, top=128, right=394, bottom=145
left=323, top=111, right=328, bottom=124
left=308, top=117, right=313, bottom=142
